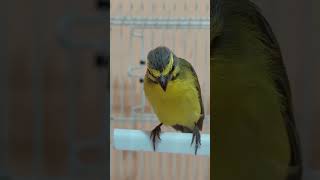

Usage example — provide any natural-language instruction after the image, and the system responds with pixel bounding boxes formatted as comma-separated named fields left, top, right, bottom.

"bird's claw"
left=191, top=125, right=201, bottom=155
left=150, top=123, right=162, bottom=151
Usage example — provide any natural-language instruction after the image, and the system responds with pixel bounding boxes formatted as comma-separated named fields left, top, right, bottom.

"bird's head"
left=146, top=46, right=179, bottom=92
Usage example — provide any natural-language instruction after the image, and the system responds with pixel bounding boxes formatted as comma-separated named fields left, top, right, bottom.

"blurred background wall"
left=0, top=0, right=108, bottom=178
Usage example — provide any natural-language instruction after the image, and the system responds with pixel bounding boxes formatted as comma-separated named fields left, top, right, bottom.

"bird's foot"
left=150, top=123, right=162, bottom=151
left=191, top=124, right=201, bottom=155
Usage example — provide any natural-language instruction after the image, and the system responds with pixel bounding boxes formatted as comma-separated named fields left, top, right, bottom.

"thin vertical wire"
left=204, top=159, right=210, bottom=180
left=193, top=29, right=198, bottom=66
left=110, top=141, right=113, bottom=179
left=161, top=154, right=166, bottom=180
left=127, top=151, right=133, bottom=179
left=119, top=78, right=125, bottom=116
left=140, top=30, right=146, bottom=115
left=151, top=29, right=155, bottom=49
left=161, top=2, right=168, bottom=179
left=181, top=155, right=187, bottom=180
left=182, top=30, right=188, bottom=58
left=149, top=26, right=158, bottom=180
left=110, top=27, right=113, bottom=118
left=118, top=151, right=124, bottom=179
left=192, top=156, right=198, bottom=180
left=119, top=9, right=125, bottom=177
left=172, top=26, right=176, bottom=51
left=195, top=0, right=199, bottom=17
left=110, top=116, right=113, bottom=177
left=171, top=24, right=177, bottom=180
left=135, top=151, right=142, bottom=180
left=124, top=19, right=134, bottom=178
left=206, top=0, right=210, bottom=16
left=150, top=29, right=156, bottom=115
left=129, top=28, right=136, bottom=118
left=161, top=28, right=165, bottom=46
left=138, top=29, right=146, bottom=180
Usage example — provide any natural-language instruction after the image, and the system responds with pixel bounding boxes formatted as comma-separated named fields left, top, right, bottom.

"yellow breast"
left=144, top=76, right=201, bottom=129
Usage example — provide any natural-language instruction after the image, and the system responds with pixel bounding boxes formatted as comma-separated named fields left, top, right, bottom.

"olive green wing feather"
left=178, top=58, right=205, bottom=131
left=249, top=1, right=302, bottom=172
left=218, top=1, right=302, bottom=178
left=212, top=0, right=302, bottom=178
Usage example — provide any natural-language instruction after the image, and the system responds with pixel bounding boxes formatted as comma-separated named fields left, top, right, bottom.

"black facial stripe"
left=169, top=64, right=175, bottom=75
left=147, top=70, right=158, bottom=83
left=148, top=69, right=157, bottom=79
left=170, top=65, right=180, bottom=80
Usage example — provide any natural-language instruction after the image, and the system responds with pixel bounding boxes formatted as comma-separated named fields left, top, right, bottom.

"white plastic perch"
left=113, top=128, right=210, bottom=156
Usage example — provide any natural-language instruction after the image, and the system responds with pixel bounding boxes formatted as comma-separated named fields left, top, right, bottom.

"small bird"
left=212, top=0, right=302, bottom=179
left=144, top=46, right=204, bottom=155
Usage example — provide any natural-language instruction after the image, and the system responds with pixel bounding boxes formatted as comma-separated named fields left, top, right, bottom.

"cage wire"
left=110, top=0, right=210, bottom=180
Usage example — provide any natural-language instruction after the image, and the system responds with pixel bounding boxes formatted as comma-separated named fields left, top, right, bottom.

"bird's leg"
left=150, top=123, right=163, bottom=151
left=191, top=123, right=201, bottom=155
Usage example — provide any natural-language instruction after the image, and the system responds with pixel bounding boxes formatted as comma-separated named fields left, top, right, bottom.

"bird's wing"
left=179, top=58, right=205, bottom=131
left=248, top=1, right=302, bottom=176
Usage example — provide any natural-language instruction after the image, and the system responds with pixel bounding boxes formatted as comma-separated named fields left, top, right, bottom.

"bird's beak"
left=159, top=75, right=168, bottom=91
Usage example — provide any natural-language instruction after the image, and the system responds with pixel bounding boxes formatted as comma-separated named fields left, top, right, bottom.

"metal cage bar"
left=110, top=16, right=209, bottom=29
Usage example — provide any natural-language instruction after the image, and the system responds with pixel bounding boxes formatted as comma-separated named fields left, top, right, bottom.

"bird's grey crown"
left=147, top=46, right=172, bottom=71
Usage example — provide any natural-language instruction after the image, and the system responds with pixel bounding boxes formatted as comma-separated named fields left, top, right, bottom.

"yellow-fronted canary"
left=144, top=46, right=204, bottom=155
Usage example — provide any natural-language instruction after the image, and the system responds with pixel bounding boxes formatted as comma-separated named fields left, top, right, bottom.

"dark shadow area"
left=211, top=0, right=319, bottom=179
left=0, top=0, right=110, bottom=179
